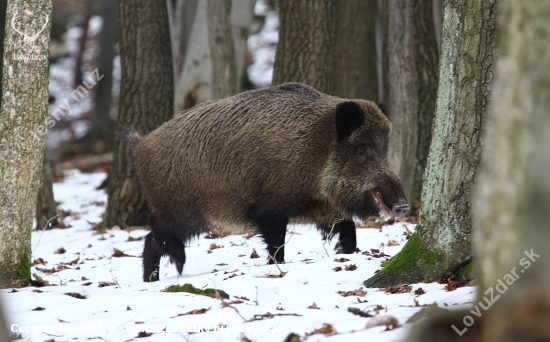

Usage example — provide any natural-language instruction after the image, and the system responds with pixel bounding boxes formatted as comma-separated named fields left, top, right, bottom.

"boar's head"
left=320, top=101, right=409, bottom=220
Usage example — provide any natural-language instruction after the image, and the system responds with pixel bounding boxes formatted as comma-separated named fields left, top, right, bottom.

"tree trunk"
left=85, top=0, right=117, bottom=141
left=230, top=0, right=255, bottom=93
left=0, top=0, right=7, bottom=109
left=386, top=0, right=418, bottom=208
left=381, top=0, right=389, bottom=103
left=409, top=0, right=439, bottom=209
left=433, top=0, right=443, bottom=50
left=35, top=153, right=59, bottom=230
left=0, top=0, right=52, bottom=286
left=207, top=0, right=237, bottom=100
left=472, top=2, right=550, bottom=340
left=167, top=0, right=199, bottom=79
left=365, top=0, right=497, bottom=287
left=272, top=0, right=337, bottom=94
left=382, top=0, right=439, bottom=210
left=333, top=0, right=377, bottom=101
left=104, top=0, right=174, bottom=228
left=174, top=0, right=211, bottom=113
left=73, top=0, right=91, bottom=87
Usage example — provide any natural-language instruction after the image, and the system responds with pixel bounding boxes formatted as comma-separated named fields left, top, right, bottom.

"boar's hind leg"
left=248, top=212, right=289, bottom=264
left=142, top=215, right=187, bottom=282
left=334, top=220, right=357, bottom=254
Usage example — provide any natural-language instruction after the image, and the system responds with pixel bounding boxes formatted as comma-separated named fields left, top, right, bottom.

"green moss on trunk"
left=0, top=256, right=31, bottom=287
left=379, top=233, right=421, bottom=273
left=422, top=250, right=438, bottom=265
left=460, top=262, right=473, bottom=279
left=364, top=233, right=423, bottom=287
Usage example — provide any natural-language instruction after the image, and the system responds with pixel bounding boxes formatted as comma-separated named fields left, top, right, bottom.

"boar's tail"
left=117, top=123, right=143, bottom=149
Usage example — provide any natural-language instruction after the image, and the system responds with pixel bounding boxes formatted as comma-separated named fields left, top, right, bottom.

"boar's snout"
left=391, top=198, right=410, bottom=218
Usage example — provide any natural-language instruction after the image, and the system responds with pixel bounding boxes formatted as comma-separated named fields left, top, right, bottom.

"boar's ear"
left=335, top=101, right=365, bottom=142
left=378, top=102, right=390, bottom=120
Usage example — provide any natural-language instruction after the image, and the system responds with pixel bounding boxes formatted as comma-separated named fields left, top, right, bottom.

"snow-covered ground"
left=1, top=170, right=475, bottom=341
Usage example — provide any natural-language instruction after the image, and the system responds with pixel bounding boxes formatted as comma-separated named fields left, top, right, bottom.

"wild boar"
left=127, top=83, right=409, bottom=282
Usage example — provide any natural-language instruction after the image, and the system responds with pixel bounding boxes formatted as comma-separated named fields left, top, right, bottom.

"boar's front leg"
left=248, top=212, right=289, bottom=264
left=143, top=232, right=162, bottom=282
left=334, top=220, right=357, bottom=254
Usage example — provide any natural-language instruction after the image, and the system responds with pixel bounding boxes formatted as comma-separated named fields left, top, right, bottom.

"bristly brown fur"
left=132, top=82, right=407, bottom=281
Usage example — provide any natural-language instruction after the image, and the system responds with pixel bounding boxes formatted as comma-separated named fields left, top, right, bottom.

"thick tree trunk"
left=409, top=0, right=439, bottom=208
left=333, top=0, right=377, bottom=101
left=35, top=153, right=59, bottom=229
left=408, top=2, right=550, bottom=340
left=174, top=0, right=211, bottom=113
left=0, top=0, right=52, bottom=286
left=385, top=0, right=418, bottom=206
left=105, top=0, right=174, bottom=228
left=207, top=0, right=237, bottom=100
left=381, top=0, right=438, bottom=209
left=167, top=0, right=199, bottom=79
left=272, top=0, right=337, bottom=94
left=86, top=0, right=117, bottom=141
left=230, top=0, right=255, bottom=93
left=472, top=2, right=550, bottom=340
left=381, top=0, right=389, bottom=103
left=365, top=0, right=497, bottom=287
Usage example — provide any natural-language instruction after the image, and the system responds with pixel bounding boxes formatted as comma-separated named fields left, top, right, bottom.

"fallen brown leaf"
left=112, top=248, right=132, bottom=257
left=337, top=288, right=366, bottom=297
left=54, top=247, right=66, bottom=254
left=345, top=264, right=357, bottom=271
left=307, top=323, right=337, bottom=336
left=98, top=281, right=117, bottom=288
left=333, top=258, right=350, bottom=263
left=308, top=302, right=320, bottom=310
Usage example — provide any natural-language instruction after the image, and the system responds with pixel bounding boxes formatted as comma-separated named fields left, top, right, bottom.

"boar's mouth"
left=371, top=190, right=392, bottom=220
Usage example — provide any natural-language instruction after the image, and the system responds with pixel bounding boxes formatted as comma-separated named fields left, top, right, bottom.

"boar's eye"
left=357, top=144, right=374, bottom=159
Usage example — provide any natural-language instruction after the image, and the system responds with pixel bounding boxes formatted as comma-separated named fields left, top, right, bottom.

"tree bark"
left=73, top=0, right=91, bottom=87
left=333, top=0, right=377, bottom=101
left=365, top=0, right=497, bottom=287
left=386, top=0, right=418, bottom=208
left=0, top=0, right=52, bottom=286
left=174, top=0, right=211, bottom=113
left=0, top=0, right=7, bottom=109
left=230, top=0, right=255, bottom=93
left=409, top=0, right=439, bottom=208
left=473, top=2, right=550, bottom=340
left=167, top=0, right=198, bottom=79
left=35, top=153, right=59, bottom=229
left=207, top=0, right=237, bottom=100
left=272, top=0, right=337, bottom=95
left=85, top=0, right=117, bottom=141
left=104, top=0, right=174, bottom=228
left=381, top=0, right=439, bottom=209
